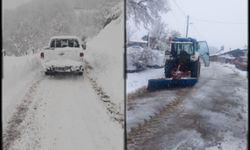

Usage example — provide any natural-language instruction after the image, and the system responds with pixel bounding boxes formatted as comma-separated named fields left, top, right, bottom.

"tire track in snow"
left=127, top=68, right=217, bottom=150
left=3, top=77, right=44, bottom=150
left=85, top=61, right=124, bottom=126
left=127, top=88, right=191, bottom=150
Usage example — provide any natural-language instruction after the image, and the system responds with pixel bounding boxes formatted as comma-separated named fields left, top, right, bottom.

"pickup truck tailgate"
left=43, top=47, right=83, bottom=63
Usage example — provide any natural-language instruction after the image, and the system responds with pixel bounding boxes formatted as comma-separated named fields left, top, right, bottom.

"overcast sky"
left=163, top=0, right=248, bottom=50
left=3, top=0, right=248, bottom=50
left=130, top=0, right=247, bottom=50
left=3, top=0, right=31, bottom=10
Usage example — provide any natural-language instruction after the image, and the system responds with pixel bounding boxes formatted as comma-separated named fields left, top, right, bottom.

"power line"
left=169, top=10, right=182, bottom=24
left=192, top=18, right=247, bottom=24
left=190, top=23, right=204, bottom=39
left=171, top=0, right=186, bottom=16
left=171, top=0, right=247, bottom=25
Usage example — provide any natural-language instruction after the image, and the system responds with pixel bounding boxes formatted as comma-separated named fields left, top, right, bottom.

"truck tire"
left=191, top=60, right=200, bottom=78
left=164, top=60, right=174, bottom=78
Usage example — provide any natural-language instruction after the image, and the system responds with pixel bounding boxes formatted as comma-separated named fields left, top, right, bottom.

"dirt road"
left=127, top=63, right=248, bottom=150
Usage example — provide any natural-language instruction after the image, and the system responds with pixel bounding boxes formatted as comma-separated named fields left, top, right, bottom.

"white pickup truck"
left=40, top=36, right=86, bottom=75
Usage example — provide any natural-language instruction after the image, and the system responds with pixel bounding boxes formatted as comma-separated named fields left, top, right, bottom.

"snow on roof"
left=171, top=41, right=193, bottom=44
left=218, top=54, right=235, bottom=59
left=50, top=35, right=80, bottom=40
left=213, top=48, right=246, bottom=56
left=128, top=40, right=147, bottom=43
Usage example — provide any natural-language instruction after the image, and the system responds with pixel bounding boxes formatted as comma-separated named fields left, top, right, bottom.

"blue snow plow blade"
left=147, top=78, right=197, bottom=91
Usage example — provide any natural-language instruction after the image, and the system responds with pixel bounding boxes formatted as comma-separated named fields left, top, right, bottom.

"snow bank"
left=2, top=54, right=43, bottom=128
left=127, top=47, right=165, bottom=72
left=222, top=63, right=248, bottom=78
left=142, top=49, right=165, bottom=67
left=127, top=47, right=145, bottom=71
left=85, top=10, right=124, bottom=109
left=126, top=68, right=164, bottom=94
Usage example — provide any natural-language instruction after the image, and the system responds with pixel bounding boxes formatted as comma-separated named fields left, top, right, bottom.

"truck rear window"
left=50, top=39, right=80, bottom=48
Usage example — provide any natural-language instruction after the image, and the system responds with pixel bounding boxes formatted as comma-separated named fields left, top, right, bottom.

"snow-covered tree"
left=127, top=0, right=169, bottom=28
left=3, top=0, right=122, bottom=56
left=170, top=30, right=181, bottom=38
left=150, top=20, right=167, bottom=39
left=148, top=20, right=168, bottom=50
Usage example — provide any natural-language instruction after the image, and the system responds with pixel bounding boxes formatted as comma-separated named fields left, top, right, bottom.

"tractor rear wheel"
left=191, top=60, right=200, bottom=78
left=164, top=60, right=174, bottom=78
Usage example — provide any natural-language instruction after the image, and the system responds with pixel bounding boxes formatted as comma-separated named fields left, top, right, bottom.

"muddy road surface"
left=127, top=63, right=248, bottom=150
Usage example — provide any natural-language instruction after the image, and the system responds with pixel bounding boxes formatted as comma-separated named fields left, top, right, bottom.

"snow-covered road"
left=3, top=74, right=123, bottom=150
left=127, top=62, right=248, bottom=150
left=3, top=9, right=124, bottom=150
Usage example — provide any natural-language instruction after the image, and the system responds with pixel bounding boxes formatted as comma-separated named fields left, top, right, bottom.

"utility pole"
left=147, top=32, right=150, bottom=48
left=185, top=15, right=190, bottom=38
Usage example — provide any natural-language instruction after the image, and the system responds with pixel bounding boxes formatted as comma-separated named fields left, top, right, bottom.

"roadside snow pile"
left=127, top=47, right=165, bottom=72
left=221, top=63, right=247, bottom=78
left=3, top=54, right=40, bottom=78
left=85, top=8, right=124, bottom=110
left=3, top=54, right=43, bottom=128
left=127, top=68, right=164, bottom=95
left=144, top=49, right=165, bottom=67
left=127, top=47, right=144, bottom=72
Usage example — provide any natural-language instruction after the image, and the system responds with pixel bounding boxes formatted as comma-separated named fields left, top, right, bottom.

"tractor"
left=147, top=37, right=210, bottom=91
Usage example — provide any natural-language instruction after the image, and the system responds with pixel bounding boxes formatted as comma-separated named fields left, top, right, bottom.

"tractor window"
left=171, top=43, right=193, bottom=56
left=182, top=44, right=193, bottom=54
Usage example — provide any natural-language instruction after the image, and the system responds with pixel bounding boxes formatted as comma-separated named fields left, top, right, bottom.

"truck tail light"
left=80, top=52, right=84, bottom=57
left=40, top=52, right=44, bottom=59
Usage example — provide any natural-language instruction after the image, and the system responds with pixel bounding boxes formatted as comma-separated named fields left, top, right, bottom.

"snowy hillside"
left=3, top=0, right=121, bottom=56
left=85, top=10, right=124, bottom=110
